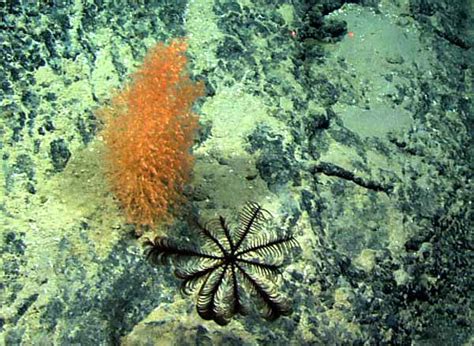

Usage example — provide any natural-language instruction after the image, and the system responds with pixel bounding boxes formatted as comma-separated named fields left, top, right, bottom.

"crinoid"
left=144, top=202, right=299, bottom=325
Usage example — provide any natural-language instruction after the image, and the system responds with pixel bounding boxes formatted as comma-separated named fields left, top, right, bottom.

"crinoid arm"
left=236, top=263, right=293, bottom=320
left=174, top=260, right=223, bottom=295
left=233, top=201, right=273, bottom=250
left=195, top=262, right=248, bottom=326
left=196, top=264, right=230, bottom=325
left=236, top=232, right=299, bottom=260
left=144, top=236, right=221, bottom=264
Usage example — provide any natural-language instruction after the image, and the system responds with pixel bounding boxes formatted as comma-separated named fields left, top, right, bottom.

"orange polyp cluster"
left=98, top=39, right=204, bottom=228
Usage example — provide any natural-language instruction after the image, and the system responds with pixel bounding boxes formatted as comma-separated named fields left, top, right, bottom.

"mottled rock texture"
left=0, top=0, right=472, bottom=344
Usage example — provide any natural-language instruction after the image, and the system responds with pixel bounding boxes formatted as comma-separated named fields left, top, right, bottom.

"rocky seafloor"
left=1, top=0, right=472, bottom=344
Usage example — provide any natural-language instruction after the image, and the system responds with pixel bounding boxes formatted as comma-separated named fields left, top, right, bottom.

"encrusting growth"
left=98, top=39, right=204, bottom=228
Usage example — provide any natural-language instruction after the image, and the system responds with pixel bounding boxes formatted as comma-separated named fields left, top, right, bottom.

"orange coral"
left=98, top=39, right=204, bottom=227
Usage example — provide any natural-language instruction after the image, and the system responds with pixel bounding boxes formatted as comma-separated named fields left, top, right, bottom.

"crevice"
left=434, top=29, right=471, bottom=50
left=308, top=161, right=392, bottom=193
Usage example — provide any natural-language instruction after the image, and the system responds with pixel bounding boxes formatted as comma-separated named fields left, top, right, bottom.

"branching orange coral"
left=98, top=39, right=204, bottom=228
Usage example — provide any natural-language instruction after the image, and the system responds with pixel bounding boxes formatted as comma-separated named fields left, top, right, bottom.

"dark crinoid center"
left=145, top=202, right=299, bottom=325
